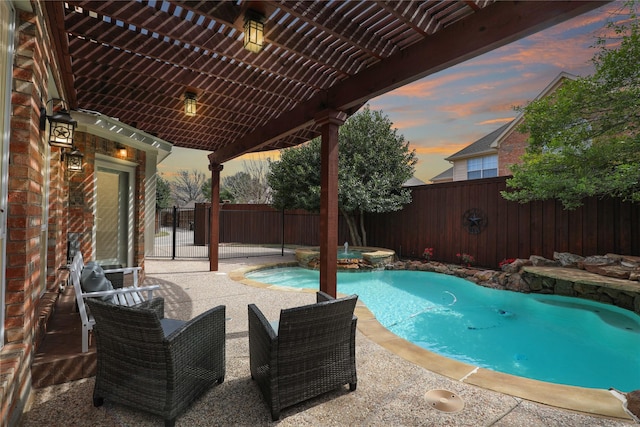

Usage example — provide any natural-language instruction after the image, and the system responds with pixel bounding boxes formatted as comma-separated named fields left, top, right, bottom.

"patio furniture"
left=86, top=298, right=226, bottom=427
left=248, top=291, right=358, bottom=420
left=69, top=252, right=160, bottom=352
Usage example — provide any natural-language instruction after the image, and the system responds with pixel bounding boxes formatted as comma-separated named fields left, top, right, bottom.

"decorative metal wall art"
left=462, top=208, right=487, bottom=234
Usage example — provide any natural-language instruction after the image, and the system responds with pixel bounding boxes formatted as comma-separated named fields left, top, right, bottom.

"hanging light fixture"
left=243, top=10, right=265, bottom=53
left=184, top=92, right=197, bottom=117
left=39, top=98, right=77, bottom=149
left=63, top=148, right=84, bottom=172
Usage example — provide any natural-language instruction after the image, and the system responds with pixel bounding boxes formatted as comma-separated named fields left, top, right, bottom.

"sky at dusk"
left=157, top=1, right=629, bottom=185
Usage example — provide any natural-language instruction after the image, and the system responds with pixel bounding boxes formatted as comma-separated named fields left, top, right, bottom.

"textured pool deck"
left=21, top=255, right=636, bottom=426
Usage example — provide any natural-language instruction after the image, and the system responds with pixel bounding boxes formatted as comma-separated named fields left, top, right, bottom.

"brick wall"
left=1, top=7, right=53, bottom=426
left=498, top=123, right=528, bottom=176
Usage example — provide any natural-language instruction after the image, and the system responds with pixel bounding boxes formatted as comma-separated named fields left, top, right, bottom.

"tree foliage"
left=269, top=106, right=416, bottom=245
left=171, top=169, right=207, bottom=207
left=201, top=177, right=212, bottom=202
left=502, top=2, right=640, bottom=209
left=156, top=174, right=172, bottom=209
left=222, top=159, right=272, bottom=203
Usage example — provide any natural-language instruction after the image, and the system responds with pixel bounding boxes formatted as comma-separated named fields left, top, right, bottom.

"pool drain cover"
left=425, top=389, right=464, bottom=412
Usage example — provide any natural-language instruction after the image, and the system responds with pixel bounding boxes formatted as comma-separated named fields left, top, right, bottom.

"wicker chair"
left=248, top=291, right=358, bottom=420
left=86, top=298, right=226, bottom=427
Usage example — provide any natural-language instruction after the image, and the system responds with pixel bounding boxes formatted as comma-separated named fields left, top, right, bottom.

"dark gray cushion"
left=160, top=318, right=186, bottom=337
left=81, top=261, right=114, bottom=302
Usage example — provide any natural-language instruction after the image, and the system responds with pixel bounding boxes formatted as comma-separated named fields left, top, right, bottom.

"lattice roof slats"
left=77, top=96, right=248, bottom=138
left=75, top=70, right=281, bottom=136
left=200, top=4, right=361, bottom=84
left=66, top=37, right=304, bottom=116
left=65, top=3, right=326, bottom=97
left=67, top=1, right=328, bottom=99
left=75, top=80, right=260, bottom=136
left=278, top=1, right=391, bottom=64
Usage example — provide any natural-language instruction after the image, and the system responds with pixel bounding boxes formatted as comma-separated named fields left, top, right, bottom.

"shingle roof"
left=445, top=122, right=511, bottom=161
left=430, top=167, right=453, bottom=183
left=403, top=176, right=427, bottom=187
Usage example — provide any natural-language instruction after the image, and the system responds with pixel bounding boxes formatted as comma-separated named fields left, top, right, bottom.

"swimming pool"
left=246, top=267, right=640, bottom=392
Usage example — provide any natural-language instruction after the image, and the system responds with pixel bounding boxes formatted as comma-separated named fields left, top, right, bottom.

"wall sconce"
left=115, top=143, right=127, bottom=157
left=62, top=148, right=84, bottom=172
left=184, top=92, right=197, bottom=117
left=243, top=11, right=265, bottom=53
left=39, top=98, right=77, bottom=149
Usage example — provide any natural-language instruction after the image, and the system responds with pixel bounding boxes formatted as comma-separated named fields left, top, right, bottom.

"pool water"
left=246, top=267, right=640, bottom=391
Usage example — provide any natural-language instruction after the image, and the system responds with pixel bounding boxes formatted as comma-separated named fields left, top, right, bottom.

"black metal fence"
left=149, top=206, right=289, bottom=259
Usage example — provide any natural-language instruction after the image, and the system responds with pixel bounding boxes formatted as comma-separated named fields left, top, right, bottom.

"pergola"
left=45, top=0, right=607, bottom=296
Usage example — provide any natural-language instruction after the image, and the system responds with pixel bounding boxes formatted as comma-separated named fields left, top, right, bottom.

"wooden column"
left=208, top=159, right=223, bottom=271
left=316, top=110, right=347, bottom=297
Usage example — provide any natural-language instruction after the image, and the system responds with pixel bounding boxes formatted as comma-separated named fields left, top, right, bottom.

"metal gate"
left=149, top=206, right=288, bottom=259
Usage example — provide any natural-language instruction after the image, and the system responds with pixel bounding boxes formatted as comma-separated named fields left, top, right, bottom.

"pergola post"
left=208, top=159, right=223, bottom=271
left=315, top=110, right=347, bottom=297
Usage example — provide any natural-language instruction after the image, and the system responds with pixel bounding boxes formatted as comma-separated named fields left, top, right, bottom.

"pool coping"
left=230, top=262, right=635, bottom=421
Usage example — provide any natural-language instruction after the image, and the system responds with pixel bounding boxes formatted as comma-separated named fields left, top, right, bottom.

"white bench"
left=69, top=252, right=160, bottom=352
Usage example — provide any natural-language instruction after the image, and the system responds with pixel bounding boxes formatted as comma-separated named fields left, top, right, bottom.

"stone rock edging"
left=387, top=251, right=640, bottom=315
left=295, top=247, right=396, bottom=270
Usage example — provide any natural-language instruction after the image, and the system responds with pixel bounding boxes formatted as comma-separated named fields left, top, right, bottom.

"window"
left=467, top=155, right=497, bottom=180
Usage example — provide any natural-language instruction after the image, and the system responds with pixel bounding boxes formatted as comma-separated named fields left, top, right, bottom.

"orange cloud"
left=476, top=117, right=515, bottom=126
left=389, top=70, right=484, bottom=98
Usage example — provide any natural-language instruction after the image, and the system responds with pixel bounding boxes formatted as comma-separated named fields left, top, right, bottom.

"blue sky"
left=158, top=1, right=627, bottom=184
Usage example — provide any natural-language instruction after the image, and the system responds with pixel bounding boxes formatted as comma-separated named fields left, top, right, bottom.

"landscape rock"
left=580, top=255, right=615, bottom=273
left=553, top=252, right=584, bottom=268
left=529, top=255, right=559, bottom=267
left=474, top=270, right=496, bottom=282
left=627, top=390, right=640, bottom=422
left=621, top=255, right=640, bottom=268
left=591, top=265, right=634, bottom=280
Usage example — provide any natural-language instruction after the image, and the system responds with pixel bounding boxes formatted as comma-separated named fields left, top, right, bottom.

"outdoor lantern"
left=184, top=92, right=197, bottom=117
left=116, top=143, right=127, bottom=157
left=39, top=99, right=77, bottom=149
left=64, top=148, right=84, bottom=172
left=243, top=11, right=265, bottom=53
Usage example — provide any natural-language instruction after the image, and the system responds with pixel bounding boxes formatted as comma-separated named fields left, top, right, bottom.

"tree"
left=201, top=178, right=235, bottom=203
left=171, top=169, right=207, bottom=207
left=156, top=174, right=172, bottom=209
left=502, top=2, right=639, bottom=209
left=201, top=177, right=211, bottom=202
left=269, top=106, right=417, bottom=246
left=222, top=159, right=272, bottom=203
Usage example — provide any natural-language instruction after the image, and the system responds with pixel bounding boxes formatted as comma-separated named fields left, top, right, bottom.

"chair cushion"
left=81, top=262, right=114, bottom=302
left=269, top=320, right=279, bottom=334
left=160, top=318, right=186, bottom=337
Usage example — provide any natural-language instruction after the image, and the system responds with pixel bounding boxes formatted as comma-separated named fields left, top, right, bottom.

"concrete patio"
left=21, top=255, right=635, bottom=426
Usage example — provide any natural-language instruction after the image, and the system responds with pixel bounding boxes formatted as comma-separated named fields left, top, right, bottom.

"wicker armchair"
left=86, top=298, right=226, bottom=427
left=248, top=291, right=358, bottom=420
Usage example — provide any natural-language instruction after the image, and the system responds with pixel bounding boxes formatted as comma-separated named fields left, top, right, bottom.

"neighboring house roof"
left=490, top=71, right=578, bottom=149
left=430, top=167, right=453, bottom=183
left=403, top=176, right=427, bottom=187
left=445, top=122, right=511, bottom=161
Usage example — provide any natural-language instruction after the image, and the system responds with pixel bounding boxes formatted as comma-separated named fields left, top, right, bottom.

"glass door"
left=95, top=167, right=130, bottom=266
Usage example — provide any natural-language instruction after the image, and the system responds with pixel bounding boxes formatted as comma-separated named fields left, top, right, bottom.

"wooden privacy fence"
left=365, top=176, right=640, bottom=268
left=193, top=204, right=350, bottom=247
left=186, top=177, right=639, bottom=268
